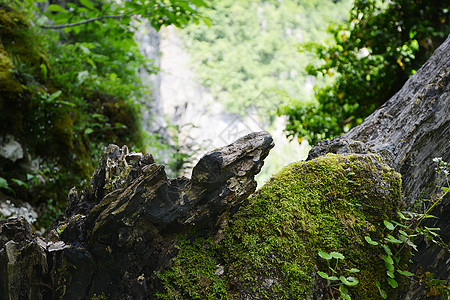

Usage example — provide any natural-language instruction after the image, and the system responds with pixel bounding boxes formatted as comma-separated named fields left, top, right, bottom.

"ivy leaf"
left=381, top=244, right=392, bottom=256
left=398, top=211, right=409, bottom=220
left=330, top=252, right=345, bottom=260
left=382, top=254, right=394, bottom=265
left=365, top=236, right=378, bottom=245
left=398, top=230, right=409, bottom=237
left=318, top=251, right=332, bottom=260
left=340, top=276, right=359, bottom=286
left=397, top=270, right=414, bottom=277
left=385, top=234, right=403, bottom=244
left=317, top=271, right=329, bottom=279
left=345, top=268, right=360, bottom=273
left=384, top=220, right=395, bottom=230
left=387, top=278, right=398, bottom=288
left=406, top=239, right=418, bottom=251
left=328, top=276, right=339, bottom=281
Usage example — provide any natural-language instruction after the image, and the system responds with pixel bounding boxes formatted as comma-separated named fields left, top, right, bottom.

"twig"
left=41, top=13, right=137, bottom=29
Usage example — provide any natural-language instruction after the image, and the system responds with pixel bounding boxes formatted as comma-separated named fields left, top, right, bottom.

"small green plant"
left=317, top=251, right=360, bottom=300
left=365, top=157, right=450, bottom=299
left=0, top=176, right=14, bottom=194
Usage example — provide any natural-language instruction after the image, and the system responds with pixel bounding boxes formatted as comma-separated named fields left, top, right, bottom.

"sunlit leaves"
left=79, top=0, right=95, bottom=10
left=46, top=4, right=66, bottom=12
left=282, top=0, right=449, bottom=144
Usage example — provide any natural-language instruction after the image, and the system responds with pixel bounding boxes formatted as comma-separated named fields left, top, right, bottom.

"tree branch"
left=40, top=13, right=137, bottom=29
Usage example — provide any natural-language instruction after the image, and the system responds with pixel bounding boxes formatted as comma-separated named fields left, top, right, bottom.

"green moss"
left=157, top=154, right=407, bottom=299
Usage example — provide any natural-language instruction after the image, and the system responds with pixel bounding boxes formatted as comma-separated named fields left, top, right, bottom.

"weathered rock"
left=306, top=35, right=450, bottom=299
left=0, top=135, right=23, bottom=163
left=0, top=217, right=48, bottom=300
left=0, top=131, right=274, bottom=299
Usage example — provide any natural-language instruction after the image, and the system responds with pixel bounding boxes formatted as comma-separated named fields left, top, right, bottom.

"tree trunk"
left=307, top=34, right=450, bottom=299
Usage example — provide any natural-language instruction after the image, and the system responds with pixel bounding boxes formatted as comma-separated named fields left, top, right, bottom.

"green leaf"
left=387, top=278, right=398, bottom=288
left=387, top=270, right=395, bottom=278
left=410, top=39, right=419, bottom=51
left=317, top=271, right=329, bottom=279
left=47, top=4, right=66, bottom=12
left=397, top=270, right=414, bottom=277
left=318, top=251, right=332, bottom=260
left=40, top=64, right=47, bottom=80
left=382, top=255, right=394, bottom=265
left=345, top=268, right=360, bottom=273
left=340, top=288, right=351, bottom=300
left=0, top=177, right=14, bottom=194
left=381, top=244, right=392, bottom=256
left=364, top=236, right=378, bottom=245
left=56, top=100, right=76, bottom=107
left=328, top=276, right=339, bottom=281
left=398, top=211, right=408, bottom=220
left=80, top=0, right=95, bottom=10
left=385, top=261, right=394, bottom=272
left=84, top=128, right=94, bottom=136
left=11, top=179, right=28, bottom=189
left=330, top=252, right=345, bottom=260
left=384, top=220, right=395, bottom=230
left=340, top=276, right=359, bottom=286
left=385, top=234, right=403, bottom=244
left=406, top=239, right=418, bottom=251
left=398, top=230, right=409, bottom=237
left=48, top=91, right=62, bottom=102
left=0, top=177, right=9, bottom=189
left=376, top=281, right=388, bottom=299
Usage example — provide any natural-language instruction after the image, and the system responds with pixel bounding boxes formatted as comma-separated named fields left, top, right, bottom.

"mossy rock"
left=157, top=154, right=409, bottom=299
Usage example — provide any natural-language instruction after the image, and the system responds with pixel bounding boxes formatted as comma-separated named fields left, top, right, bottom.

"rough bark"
left=0, top=131, right=273, bottom=300
left=307, top=35, right=450, bottom=299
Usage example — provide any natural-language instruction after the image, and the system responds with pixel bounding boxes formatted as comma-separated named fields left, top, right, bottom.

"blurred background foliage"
left=0, top=0, right=206, bottom=229
left=180, top=0, right=352, bottom=119
left=280, top=0, right=450, bottom=144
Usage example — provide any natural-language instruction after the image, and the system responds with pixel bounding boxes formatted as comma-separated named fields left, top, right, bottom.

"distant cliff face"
left=136, top=25, right=307, bottom=181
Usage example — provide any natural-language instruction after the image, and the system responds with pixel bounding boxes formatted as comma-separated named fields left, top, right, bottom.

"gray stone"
left=0, top=135, right=23, bottom=162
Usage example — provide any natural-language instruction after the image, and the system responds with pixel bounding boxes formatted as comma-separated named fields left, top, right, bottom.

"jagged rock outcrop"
left=0, top=131, right=274, bottom=299
left=307, top=35, right=450, bottom=299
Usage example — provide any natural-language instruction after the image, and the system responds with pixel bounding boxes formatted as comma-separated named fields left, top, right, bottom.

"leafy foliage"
left=0, top=0, right=205, bottom=228
left=281, top=0, right=450, bottom=144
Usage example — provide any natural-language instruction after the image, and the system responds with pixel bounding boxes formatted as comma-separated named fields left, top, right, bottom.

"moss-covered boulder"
left=157, top=153, right=408, bottom=299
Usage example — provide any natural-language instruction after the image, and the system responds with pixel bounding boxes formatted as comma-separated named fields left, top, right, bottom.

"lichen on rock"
left=157, top=153, right=407, bottom=299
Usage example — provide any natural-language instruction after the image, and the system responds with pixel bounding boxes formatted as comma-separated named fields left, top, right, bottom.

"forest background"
left=0, top=0, right=448, bottom=230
